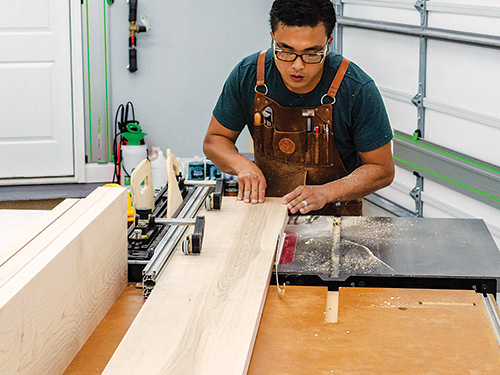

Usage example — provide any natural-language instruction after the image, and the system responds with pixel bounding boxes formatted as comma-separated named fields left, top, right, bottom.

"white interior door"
left=0, top=0, right=75, bottom=180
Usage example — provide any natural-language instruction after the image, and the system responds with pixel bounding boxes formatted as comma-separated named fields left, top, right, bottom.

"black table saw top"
left=277, top=216, right=500, bottom=294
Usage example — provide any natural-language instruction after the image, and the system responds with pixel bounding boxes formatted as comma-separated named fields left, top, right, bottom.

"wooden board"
left=249, top=286, right=500, bottom=374
left=63, top=283, right=145, bottom=375
left=0, top=210, right=48, bottom=253
left=130, top=159, right=155, bottom=211
left=166, top=149, right=182, bottom=218
left=102, top=197, right=288, bottom=375
left=0, top=187, right=128, bottom=375
left=0, top=198, right=79, bottom=267
left=0, top=191, right=110, bottom=289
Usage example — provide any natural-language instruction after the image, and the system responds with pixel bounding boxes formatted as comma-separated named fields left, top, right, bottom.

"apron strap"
left=256, top=49, right=268, bottom=87
left=325, top=57, right=350, bottom=101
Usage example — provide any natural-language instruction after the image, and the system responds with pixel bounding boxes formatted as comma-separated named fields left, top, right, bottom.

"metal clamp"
left=414, top=0, right=426, bottom=13
left=181, top=216, right=205, bottom=255
left=409, top=172, right=424, bottom=217
left=411, top=92, right=423, bottom=107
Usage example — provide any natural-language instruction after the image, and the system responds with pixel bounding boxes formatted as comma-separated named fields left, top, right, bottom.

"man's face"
left=272, top=22, right=332, bottom=94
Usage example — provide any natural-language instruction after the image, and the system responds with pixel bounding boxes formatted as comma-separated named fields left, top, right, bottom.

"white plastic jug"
left=121, top=144, right=148, bottom=189
left=149, top=147, right=167, bottom=190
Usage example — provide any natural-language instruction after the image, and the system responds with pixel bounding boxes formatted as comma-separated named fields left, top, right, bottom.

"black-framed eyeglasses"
left=272, top=38, right=329, bottom=64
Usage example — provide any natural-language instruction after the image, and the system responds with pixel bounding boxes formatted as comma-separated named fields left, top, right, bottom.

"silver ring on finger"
left=302, top=200, right=308, bottom=207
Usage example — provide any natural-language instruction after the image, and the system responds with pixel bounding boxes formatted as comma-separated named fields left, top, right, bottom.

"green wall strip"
left=103, top=0, right=110, bottom=161
left=394, top=132, right=500, bottom=175
left=86, top=0, right=93, bottom=160
left=394, top=156, right=500, bottom=204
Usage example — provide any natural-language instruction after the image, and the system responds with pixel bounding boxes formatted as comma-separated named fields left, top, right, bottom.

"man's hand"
left=282, top=185, right=328, bottom=214
left=203, top=116, right=267, bottom=204
left=237, top=164, right=267, bottom=204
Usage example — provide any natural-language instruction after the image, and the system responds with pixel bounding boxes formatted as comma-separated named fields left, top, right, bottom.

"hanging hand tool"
left=302, top=109, right=315, bottom=152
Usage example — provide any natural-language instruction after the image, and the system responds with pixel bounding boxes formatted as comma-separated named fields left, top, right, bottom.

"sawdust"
left=279, top=215, right=334, bottom=275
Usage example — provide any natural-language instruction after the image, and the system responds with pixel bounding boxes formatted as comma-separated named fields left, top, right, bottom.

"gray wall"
left=108, top=0, right=274, bottom=158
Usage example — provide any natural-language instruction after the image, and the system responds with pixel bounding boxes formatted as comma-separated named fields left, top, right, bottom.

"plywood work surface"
left=249, top=286, right=500, bottom=375
left=103, top=197, right=288, bottom=375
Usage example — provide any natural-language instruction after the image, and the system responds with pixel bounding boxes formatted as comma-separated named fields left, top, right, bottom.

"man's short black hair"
left=269, top=0, right=337, bottom=37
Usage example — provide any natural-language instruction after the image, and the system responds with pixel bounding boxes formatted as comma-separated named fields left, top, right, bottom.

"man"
left=203, top=0, right=394, bottom=216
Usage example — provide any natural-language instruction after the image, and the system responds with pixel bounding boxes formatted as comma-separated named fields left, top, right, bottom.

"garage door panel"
left=428, top=12, right=500, bottom=36
left=343, top=28, right=420, bottom=94
left=425, top=109, right=500, bottom=167
left=426, top=40, right=500, bottom=119
left=343, top=1, right=420, bottom=25
left=382, top=96, right=416, bottom=135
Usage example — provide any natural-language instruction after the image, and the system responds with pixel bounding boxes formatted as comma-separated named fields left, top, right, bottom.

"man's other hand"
left=237, top=165, right=267, bottom=204
left=282, top=185, right=327, bottom=214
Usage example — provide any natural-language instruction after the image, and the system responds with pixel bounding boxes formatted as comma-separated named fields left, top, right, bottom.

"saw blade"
left=330, top=217, right=341, bottom=278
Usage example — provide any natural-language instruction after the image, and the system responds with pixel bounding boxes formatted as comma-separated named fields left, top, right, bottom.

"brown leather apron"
left=252, top=49, right=362, bottom=216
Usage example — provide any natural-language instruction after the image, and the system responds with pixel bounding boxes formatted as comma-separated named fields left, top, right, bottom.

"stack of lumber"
left=0, top=187, right=128, bottom=375
left=103, top=197, right=288, bottom=375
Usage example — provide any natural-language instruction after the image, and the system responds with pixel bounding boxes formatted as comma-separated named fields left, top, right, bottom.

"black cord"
left=125, top=101, right=135, bottom=123
left=112, top=104, right=125, bottom=183
left=112, top=101, right=139, bottom=183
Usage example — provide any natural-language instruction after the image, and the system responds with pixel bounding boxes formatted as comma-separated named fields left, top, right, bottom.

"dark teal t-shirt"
left=213, top=49, right=393, bottom=173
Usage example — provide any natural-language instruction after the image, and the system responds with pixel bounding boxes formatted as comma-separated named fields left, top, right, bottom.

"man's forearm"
left=203, top=134, right=250, bottom=175
left=324, top=163, right=394, bottom=203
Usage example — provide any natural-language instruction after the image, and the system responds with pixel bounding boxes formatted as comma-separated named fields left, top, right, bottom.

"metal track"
left=338, top=16, right=500, bottom=50
left=142, top=186, right=211, bottom=298
left=481, top=294, right=500, bottom=347
left=393, top=131, right=500, bottom=211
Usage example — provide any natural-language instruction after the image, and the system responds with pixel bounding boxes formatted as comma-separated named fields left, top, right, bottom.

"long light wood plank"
left=0, top=198, right=79, bottom=266
left=0, top=210, right=48, bottom=253
left=0, top=187, right=128, bottom=375
left=103, top=197, right=288, bottom=375
left=0, top=190, right=111, bottom=289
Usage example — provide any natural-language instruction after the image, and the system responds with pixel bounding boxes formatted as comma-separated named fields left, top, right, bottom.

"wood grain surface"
left=63, top=283, right=145, bottom=375
left=0, top=198, right=78, bottom=267
left=0, top=187, right=128, bottom=375
left=131, top=159, right=155, bottom=211
left=0, top=192, right=109, bottom=289
left=102, top=197, right=288, bottom=375
left=249, top=286, right=500, bottom=374
left=166, top=149, right=183, bottom=218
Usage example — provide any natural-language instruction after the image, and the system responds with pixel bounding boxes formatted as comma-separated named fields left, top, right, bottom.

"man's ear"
left=328, top=36, right=333, bottom=46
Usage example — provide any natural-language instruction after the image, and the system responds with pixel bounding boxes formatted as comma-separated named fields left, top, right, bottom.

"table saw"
left=278, top=214, right=500, bottom=296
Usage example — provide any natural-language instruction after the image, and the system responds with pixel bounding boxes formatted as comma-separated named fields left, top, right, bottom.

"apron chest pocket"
left=273, top=130, right=305, bottom=163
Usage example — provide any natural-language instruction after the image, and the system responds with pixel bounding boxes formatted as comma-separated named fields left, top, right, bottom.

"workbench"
left=6, top=198, right=500, bottom=374
left=66, top=211, right=500, bottom=374
left=65, top=284, right=500, bottom=374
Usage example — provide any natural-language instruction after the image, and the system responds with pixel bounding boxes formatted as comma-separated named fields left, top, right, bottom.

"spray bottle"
left=120, top=123, right=148, bottom=189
